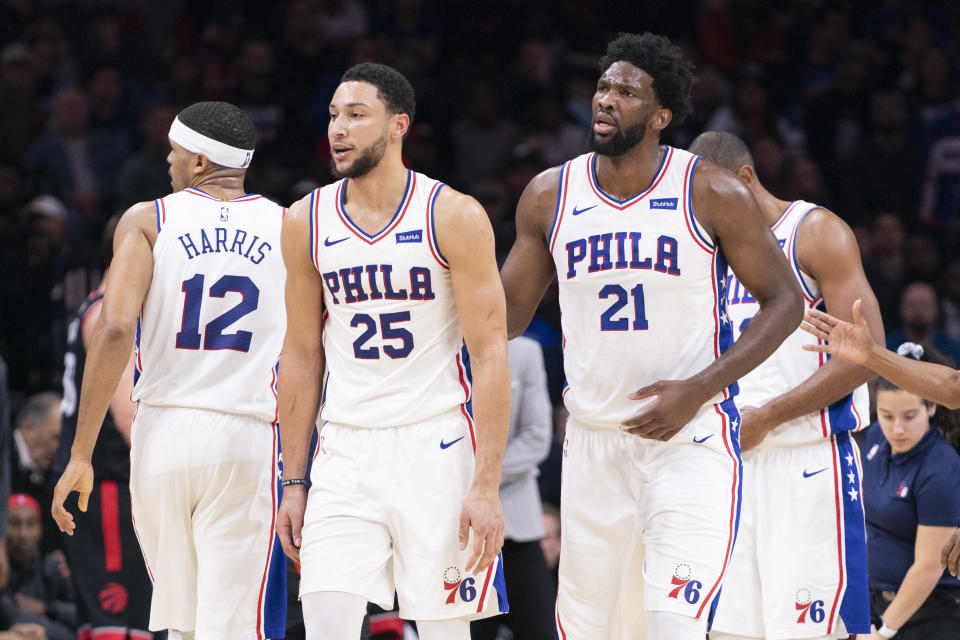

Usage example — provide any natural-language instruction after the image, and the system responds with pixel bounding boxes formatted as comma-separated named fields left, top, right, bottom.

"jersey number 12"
left=176, top=273, right=259, bottom=351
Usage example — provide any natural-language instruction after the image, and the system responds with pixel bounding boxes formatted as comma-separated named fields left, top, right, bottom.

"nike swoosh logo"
left=693, top=434, right=713, bottom=444
left=803, top=467, right=828, bottom=478
left=571, top=205, right=598, bottom=216
left=324, top=236, right=349, bottom=246
left=440, top=436, right=464, bottom=450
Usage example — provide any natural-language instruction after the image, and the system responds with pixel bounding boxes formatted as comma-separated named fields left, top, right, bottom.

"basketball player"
left=53, top=217, right=153, bottom=640
left=499, top=33, right=804, bottom=640
left=276, top=63, right=510, bottom=640
left=687, top=132, right=883, bottom=640
left=51, top=101, right=287, bottom=640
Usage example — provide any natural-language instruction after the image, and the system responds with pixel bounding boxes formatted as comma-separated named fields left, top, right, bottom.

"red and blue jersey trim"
left=154, top=198, right=166, bottom=232
left=712, top=248, right=738, bottom=399
left=824, top=431, right=870, bottom=634
left=682, top=155, right=714, bottom=253
left=786, top=204, right=822, bottom=303
left=771, top=200, right=801, bottom=233
left=184, top=187, right=262, bottom=202
left=256, top=421, right=287, bottom=639
left=335, top=170, right=415, bottom=244
left=587, top=146, right=672, bottom=210
left=426, top=182, right=448, bottom=268
left=702, top=399, right=743, bottom=622
left=548, top=161, right=572, bottom=253
left=454, top=342, right=476, bottom=452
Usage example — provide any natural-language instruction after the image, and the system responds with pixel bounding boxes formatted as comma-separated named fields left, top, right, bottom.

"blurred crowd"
left=2, top=0, right=960, bottom=637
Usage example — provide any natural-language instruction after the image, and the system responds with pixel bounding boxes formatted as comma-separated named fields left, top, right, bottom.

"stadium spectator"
left=886, top=282, right=960, bottom=366
left=10, top=393, right=60, bottom=553
left=4, top=494, right=74, bottom=640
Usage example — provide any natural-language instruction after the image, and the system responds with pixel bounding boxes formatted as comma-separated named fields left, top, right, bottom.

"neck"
left=593, top=136, right=663, bottom=201
left=904, top=326, right=933, bottom=343
left=752, top=185, right=793, bottom=227
left=11, top=551, right=36, bottom=572
left=343, top=152, right=409, bottom=213
left=190, top=174, right=247, bottom=200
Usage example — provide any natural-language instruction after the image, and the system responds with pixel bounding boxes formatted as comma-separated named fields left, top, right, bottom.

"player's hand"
left=51, top=458, right=94, bottom=535
left=622, top=379, right=712, bottom=440
left=276, top=485, right=307, bottom=565
left=801, top=299, right=874, bottom=365
left=738, top=406, right=774, bottom=451
left=459, top=483, right=504, bottom=575
left=940, top=527, right=960, bottom=577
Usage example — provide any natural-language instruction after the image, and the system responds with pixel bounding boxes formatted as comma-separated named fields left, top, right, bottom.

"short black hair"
left=341, top=62, right=416, bottom=122
left=688, top=131, right=755, bottom=171
left=599, top=32, right=695, bottom=126
left=177, top=101, right=256, bottom=151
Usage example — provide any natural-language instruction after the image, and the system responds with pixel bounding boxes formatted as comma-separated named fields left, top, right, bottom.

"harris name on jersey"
left=176, top=225, right=274, bottom=265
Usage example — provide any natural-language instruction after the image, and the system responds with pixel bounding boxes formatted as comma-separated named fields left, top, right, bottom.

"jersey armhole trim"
left=682, top=156, right=715, bottom=253
left=548, top=161, right=572, bottom=253
left=154, top=198, right=165, bottom=232
left=789, top=206, right=821, bottom=302
left=426, top=182, right=449, bottom=269
left=309, top=189, right=319, bottom=271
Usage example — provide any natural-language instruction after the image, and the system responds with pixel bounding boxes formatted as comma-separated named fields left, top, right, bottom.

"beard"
left=588, top=119, right=648, bottom=157
left=330, top=133, right=388, bottom=179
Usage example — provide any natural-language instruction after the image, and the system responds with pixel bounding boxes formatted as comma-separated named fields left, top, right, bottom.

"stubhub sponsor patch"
left=649, top=198, right=678, bottom=210
left=396, top=230, right=423, bottom=243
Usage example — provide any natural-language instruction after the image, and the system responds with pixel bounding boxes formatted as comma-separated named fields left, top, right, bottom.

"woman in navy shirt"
left=861, top=343, right=960, bottom=639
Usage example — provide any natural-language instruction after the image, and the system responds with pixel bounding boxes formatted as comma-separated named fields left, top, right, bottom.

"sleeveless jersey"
left=56, top=290, right=130, bottom=481
left=132, top=188, right=286, bottom=424
left=726, top=200, right=868, bottom=446
left=308, top=170, right=470, bottom=429
left=549, top=147, right=735, bottom=429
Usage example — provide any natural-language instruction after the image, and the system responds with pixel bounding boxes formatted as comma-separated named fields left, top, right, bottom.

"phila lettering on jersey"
left=726, top=200, right=867, bottom=446
left=549, top=147, right=736, bottom=429
left=132, top=188, right=287, bottom=423
left=309, top=170, right=471, bottom=430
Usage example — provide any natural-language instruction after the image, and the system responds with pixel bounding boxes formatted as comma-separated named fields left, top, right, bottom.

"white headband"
left=168, top=116, right=254, bottom=169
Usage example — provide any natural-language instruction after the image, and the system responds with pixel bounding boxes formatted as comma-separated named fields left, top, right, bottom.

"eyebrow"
left=330, top=102, right=372, bottom=109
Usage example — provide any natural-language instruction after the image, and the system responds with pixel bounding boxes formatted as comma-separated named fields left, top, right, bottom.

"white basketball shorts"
left=556, top=398, right=742, bottom=640
left=298, top=409, right=508, bottom=621
left=710, top=431, right=870, bottom=639
left=129, top=405, right=283, bottom=640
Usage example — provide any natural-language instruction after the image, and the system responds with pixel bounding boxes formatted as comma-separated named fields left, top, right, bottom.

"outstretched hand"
left=801, top=299, right=874, bottom=365
left=51, top=459, right=94, bottom=536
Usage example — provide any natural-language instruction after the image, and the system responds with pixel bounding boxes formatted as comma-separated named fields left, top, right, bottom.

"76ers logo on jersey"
left=442, top=566, right=477, bottom=605
left=795, top=588, right=826, bottom=623
left=668, top=563, right=702, bottom=604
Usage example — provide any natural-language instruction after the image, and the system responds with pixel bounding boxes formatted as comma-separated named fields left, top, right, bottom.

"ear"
left=195, top=153, right=211, bottom=175
left=736, top=164, right=756, bottom=187
left=649, top=107, right=672, bottom=132
left=391, top=113, right=411, bottom=141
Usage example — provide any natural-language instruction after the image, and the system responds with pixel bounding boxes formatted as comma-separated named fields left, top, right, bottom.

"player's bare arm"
left=80, top=302, right=138, bottom=446
left=500, top=167, right=562, bottom=339
left=805, top=303, right=960, bottom=410
left=435, top=186, right=510, bottom=575
left=52, top=201, right=157, bottom=534
left=738, top=209, right=884, bottom=450
left=276, top=194, right=325, bottom=564
left=624, top=162, right=803, bottom=439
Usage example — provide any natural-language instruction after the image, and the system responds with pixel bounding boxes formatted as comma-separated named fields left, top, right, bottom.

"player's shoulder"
left=794, top=203, right=859, bottom=254
left=689, top=156, right=751, bottom=203
left=118, top=200, right=159, bottom=233
left=284, top=191, right=315, bottom=228
left=432, top=182, right=487, bottom=225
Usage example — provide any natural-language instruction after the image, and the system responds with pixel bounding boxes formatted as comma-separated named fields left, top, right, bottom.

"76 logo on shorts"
left=667, top=563, right=702, bottom=604
left=795, top=588, right=825, bottom=623
left=442, top=566, right=477, bottom=605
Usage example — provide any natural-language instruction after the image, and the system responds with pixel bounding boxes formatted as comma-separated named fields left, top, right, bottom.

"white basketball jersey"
left=132, top=188, right=287, bottom=424
left=726, top=200, right=868, bottom=446
left=549, top=147, right=735, bottom=430
left=309, top=170, right=470, bottom=429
